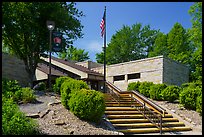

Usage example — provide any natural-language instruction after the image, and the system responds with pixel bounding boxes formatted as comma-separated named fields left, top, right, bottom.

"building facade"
left=2, top=53, right=189, bottom=91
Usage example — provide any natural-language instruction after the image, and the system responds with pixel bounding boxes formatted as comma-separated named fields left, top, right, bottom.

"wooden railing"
left=105, top=81, right=166, bottom=134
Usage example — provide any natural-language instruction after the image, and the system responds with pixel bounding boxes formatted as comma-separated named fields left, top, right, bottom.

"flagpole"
left=103, top=6, right=106, bottom=93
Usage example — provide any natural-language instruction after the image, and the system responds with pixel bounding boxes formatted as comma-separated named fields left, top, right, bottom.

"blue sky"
left=68, top=2, right=194, bottom=62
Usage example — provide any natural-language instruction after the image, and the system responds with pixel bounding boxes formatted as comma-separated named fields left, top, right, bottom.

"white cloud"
left=86, top=40, right=103, bottom=53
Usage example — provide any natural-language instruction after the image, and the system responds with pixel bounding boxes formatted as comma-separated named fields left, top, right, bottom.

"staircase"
left=104, top=91, right=192, bottom=135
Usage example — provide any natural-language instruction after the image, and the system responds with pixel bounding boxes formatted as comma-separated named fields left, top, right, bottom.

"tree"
left=166, top=22, right=193, bottom=65
left=2, top=2, right=84, bottom=87
left=58, top=46, right=89, bottom=62
left=188, top=2, right=202, bottom=82
left=96, top=23, right=159, bottom=64
left=148, top=32, right=168, bottom=57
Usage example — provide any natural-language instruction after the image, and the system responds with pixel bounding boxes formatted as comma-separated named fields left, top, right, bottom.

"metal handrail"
left=130, top=90, right=166, bottom=117
left=106, top=81, right=121, bottom=105
left=130, top=94, right=163, bottom=134
left=105, top=81, right=167, bottom=134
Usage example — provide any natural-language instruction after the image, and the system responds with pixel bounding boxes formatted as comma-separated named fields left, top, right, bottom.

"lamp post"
left=46, top=20, right=55, bottom=91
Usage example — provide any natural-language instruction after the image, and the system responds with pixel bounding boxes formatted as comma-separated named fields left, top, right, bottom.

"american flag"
left=100, top=11, right=105, bottom=37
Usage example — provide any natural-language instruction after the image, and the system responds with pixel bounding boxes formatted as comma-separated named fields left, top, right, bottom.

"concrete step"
left=113, top=122, right=185, bottom=128
left=107, top=114, right=173, bottom=119
left=109, top=118, right=179, bottom=124
left=117, top=126, right=192, bottom=134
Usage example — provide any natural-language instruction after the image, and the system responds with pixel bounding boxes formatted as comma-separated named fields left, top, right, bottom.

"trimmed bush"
left=138, top=81, right=154, bottom=97
left=68, top=89, right=106, bottom=122
left=14, top=87, right=36, bottom=104
left=179, top=84, right=201, bottom=110
left=2, top=97, right=40, bottom=135
left=60, top=78, right=89, bottom=109
left=161, top=85, right=181, bottom=102
left=149, top=83, right=167, bottom=100
left=52, top=76, right=72, bottom=94
left=127, top=81, right=141, bottom=91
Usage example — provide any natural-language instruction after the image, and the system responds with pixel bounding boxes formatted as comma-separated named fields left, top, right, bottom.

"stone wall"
left=92, top=56, right=189, bottom=91
left=92, top=56, right=164, bottom=91
left=2, top=53, right=30, bottom=87
left=163, top=57, right=189, bottom=86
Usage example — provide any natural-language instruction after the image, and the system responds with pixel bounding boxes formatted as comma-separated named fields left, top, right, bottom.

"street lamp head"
left=46, top=20, right=55, bottom=31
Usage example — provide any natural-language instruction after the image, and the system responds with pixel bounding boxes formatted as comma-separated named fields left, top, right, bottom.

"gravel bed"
left=19, top=91, right=123, bottom=135
left=19, top=91, right=202, bottom=135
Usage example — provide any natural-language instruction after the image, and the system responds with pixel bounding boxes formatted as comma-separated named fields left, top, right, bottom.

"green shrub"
left=68, top=89, right=105, bottom=122
left=53, top=76, right=72, bottom=94
left=14, top=87, right=36, bottom=104
left=60, top=78, right=89, bottom=109
left=138, top=81, right=154, bottom=97
left=179, top=84, right=201, bottom=110
left=127, top=81, right=141, bottom=91
left=149, top=83, right=167, bottom=100
left=2, top=79, right=22, bottom=98
left=161, top=85, right=181, bottom=102
left=2, top=97, right=40, bottom=135
left=196, top=93, right=202, bottom=115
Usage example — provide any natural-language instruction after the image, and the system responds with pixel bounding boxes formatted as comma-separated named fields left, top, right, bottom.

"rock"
left=26, top=113, right=40, bottom=118
left=48, top=100, right=61, bottom=107
left=191, top=122, right=196, bottom=125
left=54, top=119, right=66, bottom=125
left=171, top=109, right=176, bottom=113
left=185, top=117, right=192, bottom=123
left=40, top=109, right=51, bottom=118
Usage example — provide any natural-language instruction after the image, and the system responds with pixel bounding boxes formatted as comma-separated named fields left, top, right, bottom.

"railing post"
left=131, top=93, right=133, bottom=106
left=143, top=103, right=145, bottom=116
left=160, top=115, right=162, bottom=135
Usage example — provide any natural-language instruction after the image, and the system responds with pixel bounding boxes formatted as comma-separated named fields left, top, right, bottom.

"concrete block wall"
left=92, top=56, right=164, bottom=91
left=92, top=56, right=189, bottom=91
left=2, top=53, right=30, bottom=87
left=163, top=57, right=189, bottom=86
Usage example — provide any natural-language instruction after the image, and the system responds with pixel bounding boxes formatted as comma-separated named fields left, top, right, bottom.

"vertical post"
left=49, top=30, right=52, bottom=91
left=103, top=6, right=107, bottom=93
left=160, top=115, right=162, bottom=135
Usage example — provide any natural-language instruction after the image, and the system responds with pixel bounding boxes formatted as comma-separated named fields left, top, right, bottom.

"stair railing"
left=106, top=81, right=121, bottom=105
left=129, top=91, right=166, bottom=134
left=105, top=81, right=166, bottom=134
left=130, top=91, right=163, bottom=134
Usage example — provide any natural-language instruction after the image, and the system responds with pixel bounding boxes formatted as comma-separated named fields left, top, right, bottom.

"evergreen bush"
left=2, top=97, right=40, bottom=135
left=127, top=81, right=141, bottom=91
left=53, top=76, right=72, bottom=94
left=196, top=93, right=202, bottom=115
left=68, top=89, right=105, bottom=122
left=138, top=81, right=154, bottom=97
left=60, top=78, right=89, bottom=109
left=179, top=84, right=201, bottom=110
left=149, top=83, right=167, bottom=100
left=161, top=85, right=181, bottom=102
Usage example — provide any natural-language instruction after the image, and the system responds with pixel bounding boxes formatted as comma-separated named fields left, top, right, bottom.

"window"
left=128, top=73, right=140, bottom=80
left=114, top=75, right=125, bottom=81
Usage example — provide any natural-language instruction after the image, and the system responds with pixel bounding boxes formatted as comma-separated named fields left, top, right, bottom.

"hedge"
left=127, top=81, right=141, bottom=91
left=138, top=81, right=154, bottom=97
left=161, top=85, right=181, bottom=102
left=149, top=83, right=167, bottom=100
